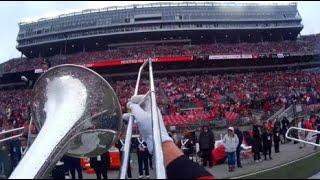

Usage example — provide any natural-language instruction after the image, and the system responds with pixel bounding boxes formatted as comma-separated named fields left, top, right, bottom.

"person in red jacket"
left=305, top=119, right=313, bottom=130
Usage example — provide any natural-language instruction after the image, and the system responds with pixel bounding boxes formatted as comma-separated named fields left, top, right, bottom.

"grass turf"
left=241, top=151, right=320, bottom=179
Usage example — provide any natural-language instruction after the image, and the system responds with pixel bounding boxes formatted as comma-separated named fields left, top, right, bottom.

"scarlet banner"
left=156, top=56, right=193, bottom=62
left=89, top=60, right=122, bottom=68
left=85, top=56, right=193, bottom=68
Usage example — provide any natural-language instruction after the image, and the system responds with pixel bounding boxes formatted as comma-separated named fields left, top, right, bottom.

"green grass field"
left=242, top=152, right=320, bottom=179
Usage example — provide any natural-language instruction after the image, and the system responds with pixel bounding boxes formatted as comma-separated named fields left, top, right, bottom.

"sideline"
left=230, top=150, right=320, bottom=179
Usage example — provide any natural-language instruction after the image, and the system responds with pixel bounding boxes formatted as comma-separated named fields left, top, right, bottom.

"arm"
left=163, top=141, right=184, bottom=167
left=198, top=134, right=202, bottom=150
left=222, top=135, right=226, bottom=144
left=211, top=132, right=215, bottom=148
left=163, top=141, right=214, bottom=179
left=115, top=140, right=122, bottom=150
left=235, top=135, right=239, bottom=147
left=213, top=133, right=215, bottom=143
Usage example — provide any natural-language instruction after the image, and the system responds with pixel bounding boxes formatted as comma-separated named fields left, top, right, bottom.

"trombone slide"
left=119, top=58, right=166, bottom=179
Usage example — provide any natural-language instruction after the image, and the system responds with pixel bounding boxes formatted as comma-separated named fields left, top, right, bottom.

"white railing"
left=286, top=127, right=320, bottom=147
left=0, top=127, right=25, bottom=143
left=266, top=105, right=295, bottom=123
left=278, top=105, right=295, bottom=122
left=267, top=106, right=286, bottom=122
left=180, top=107, right=203, bottom=112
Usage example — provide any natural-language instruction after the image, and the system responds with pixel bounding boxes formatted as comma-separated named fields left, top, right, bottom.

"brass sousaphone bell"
left=10, top=64, right=122, bottom=179
left=10, top=58, right=167, bottom=179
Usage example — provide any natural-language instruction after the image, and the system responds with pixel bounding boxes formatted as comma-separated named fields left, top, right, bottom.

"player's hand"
left=125, top=94, right=173, bottom=154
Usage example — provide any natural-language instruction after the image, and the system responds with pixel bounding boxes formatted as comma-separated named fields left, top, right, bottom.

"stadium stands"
left=3, top=3, right=320, bottom=178
left=2, top=69, right=320, bottom=130
left=2, top=37, right=320, bottom=74
left=112, top=70, right=320, bottom=126
left=0, top=89, right=31, bottom=131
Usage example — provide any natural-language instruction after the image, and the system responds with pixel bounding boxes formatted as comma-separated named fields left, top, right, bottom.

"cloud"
left=19, top=1, right=158, bottom=23
left=19, top=1, right=87, bottom=23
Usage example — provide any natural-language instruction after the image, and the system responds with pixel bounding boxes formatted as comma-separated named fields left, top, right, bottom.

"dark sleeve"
left=240, top=133, right=243, bottom=144
left=211, top=133, right=215, bottom=148
left=198, top=134, right=202, bottom=149
left=89, top=158, right=95, bottom=168
left=212, top=132, right=215, bottom=142
left=106, top=152, right=110, bottom=168
left=115, top=140, right=122, bottom=150
left=166, top=155, right=214, bottom=179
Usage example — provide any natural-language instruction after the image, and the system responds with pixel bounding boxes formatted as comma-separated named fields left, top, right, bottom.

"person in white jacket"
left=222, top=127, right=239, bottom=172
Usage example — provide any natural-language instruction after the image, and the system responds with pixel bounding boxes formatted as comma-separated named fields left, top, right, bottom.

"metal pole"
left=0, top=127, right=24, bottom=136
left=119, top=60, right=149, bottom=179
left=0, top=134, right=23, bottom=143
left=148, top=58, right=167, bottom=179
left=134, top=60, right=149, bottom=96
left=24, top=117, right=35, bottom=154
left=119, top=116, right=133, bottom=179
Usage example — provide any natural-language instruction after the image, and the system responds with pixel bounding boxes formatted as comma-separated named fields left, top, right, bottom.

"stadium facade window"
left=17, top=5, right=302, bottom=46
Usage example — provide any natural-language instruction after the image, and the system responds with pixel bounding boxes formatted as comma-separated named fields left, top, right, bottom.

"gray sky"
left=0, top=1, right=319, bottom=64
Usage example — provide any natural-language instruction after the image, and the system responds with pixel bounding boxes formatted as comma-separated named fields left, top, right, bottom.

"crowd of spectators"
left=110, top=70, right=320, bottom=126
left=3, top=58, right=46, bottom=74
left=2, top=36, right=320, bottom=74
left=1, top=68, right=320, bottom=176
left=0, top=89, right=31, bottom=131
left=1, top=69, right=320, bottom=130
